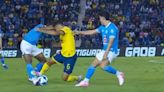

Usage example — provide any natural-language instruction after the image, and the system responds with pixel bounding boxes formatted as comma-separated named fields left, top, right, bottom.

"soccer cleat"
left=77, top=75, right=83, bottom=83
left=2, top=64, right=8, bottom=70
left=32, top=77, right=40, bottom=86
left=75, top=80, right=89, bottom=87
left=117, top=72, right=125, bottom=86
left=28, top=78, right=33, bottom=82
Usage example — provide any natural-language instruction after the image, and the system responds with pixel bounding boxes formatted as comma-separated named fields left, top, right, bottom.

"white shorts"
left=20, top=40, right=43, bottom=56
left=96, top=50, right=118, bottom=63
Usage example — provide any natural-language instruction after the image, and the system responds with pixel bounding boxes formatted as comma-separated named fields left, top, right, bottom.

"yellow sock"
left=67, top=75, right=78, bottom=82
left=40, top=63, right=50, bottom=74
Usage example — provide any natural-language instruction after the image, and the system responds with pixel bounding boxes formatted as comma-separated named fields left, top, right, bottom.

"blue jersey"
left=96, top=22, right=119, bottom=54
left=24, top=24, right=44, bottom=45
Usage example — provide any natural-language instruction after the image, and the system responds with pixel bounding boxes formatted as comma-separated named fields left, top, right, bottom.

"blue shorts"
left=52, top=52, right=77, bottom=74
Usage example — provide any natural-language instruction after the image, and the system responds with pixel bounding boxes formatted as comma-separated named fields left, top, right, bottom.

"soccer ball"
left=37, top=75, right=48, bottom=86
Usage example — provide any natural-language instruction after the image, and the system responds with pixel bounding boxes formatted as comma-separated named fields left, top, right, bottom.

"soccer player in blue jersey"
left=0, top=33, right=8, bottom=70
left=75, top=11, right=125, bottom=87
left=20, top=24, right=47, bottom=85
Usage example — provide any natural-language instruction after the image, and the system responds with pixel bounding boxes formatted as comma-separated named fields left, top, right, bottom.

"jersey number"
left=66, top=64, right=71, bottom=70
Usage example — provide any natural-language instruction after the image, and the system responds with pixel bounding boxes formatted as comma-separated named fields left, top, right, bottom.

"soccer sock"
left=40, top=63, right=50, bottom=74
left=84, top=65, right=96, bottom=82
left=35, top=63, right=43, bottom=72
left=26, top=64, right=35, bottom=78
left=67, top=75, right=78, bottom=82
left=1, top=57, right=5, bottom=65
left=103, top=66, right=117, bottom=75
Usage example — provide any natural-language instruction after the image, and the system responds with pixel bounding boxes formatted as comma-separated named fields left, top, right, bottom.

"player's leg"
left=99, top=52, right=124, bottom=86
left=40, top=53, right=61, bottom=75
left=40, top=58, right=56, bottom=74
left=75, top=58, right=99, bottom=87
left=23, top=54, right=35, bottom=79
left=0, top=55, right=8, bottom=70
left=75, top=52, right=104, bottom=87
left=34, top=53, right=47, bottom=72
left=62, top=54, right=82, bottom=82
left=75, top=51, right=104, bottom=87
left=20, top=40, right=37, bottom=79
left=31, top=46, right=46, bottom=72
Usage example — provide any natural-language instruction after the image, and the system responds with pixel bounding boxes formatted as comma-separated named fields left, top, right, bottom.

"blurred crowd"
left=0, top=0, right=163, bottom=49
left=83, top=0, right=164, bottom=47
left=0, top=0, right=80, bottom=48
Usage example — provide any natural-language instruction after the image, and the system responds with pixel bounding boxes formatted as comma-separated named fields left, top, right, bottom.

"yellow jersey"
left=60, top=26, right=76, bottom=57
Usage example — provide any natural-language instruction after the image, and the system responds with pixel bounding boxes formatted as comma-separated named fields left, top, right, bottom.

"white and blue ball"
left=37, top=75, right=48, bottom=86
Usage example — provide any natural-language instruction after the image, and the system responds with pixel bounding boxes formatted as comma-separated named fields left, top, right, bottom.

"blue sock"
left=1, top=57, right=5, bottom=64
left=35, top=63, right=43, bottom=72
left=26, top=64, right=35, bottom=78
left=85, top=66, right=96, bottom=79
left=103, top=66, right=117, bottom=75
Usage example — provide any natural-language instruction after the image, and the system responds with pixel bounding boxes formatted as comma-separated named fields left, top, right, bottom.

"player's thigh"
left=20, top=40, right=32, bottom=55
left=35, top=53, right=47, bottom=63
left=107, top=51, right=118, bottom=63
left=91, top=58, right=100, bottom=67
left=51, top=52, right=65, bottom=64
left=31, top=46, right=43, bottom=56
left=63, top=54, right=77, bottom=75
left=96, top=50, right=105, bottom=62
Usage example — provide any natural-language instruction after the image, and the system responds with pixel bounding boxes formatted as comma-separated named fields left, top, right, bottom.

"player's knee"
left=62, top=75, right=69, bottom=81
left=99, top=62, right=107, bottom=70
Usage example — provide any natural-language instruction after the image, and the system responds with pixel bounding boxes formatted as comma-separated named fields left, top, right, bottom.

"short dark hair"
left=98, top=11, right=109, bottom=20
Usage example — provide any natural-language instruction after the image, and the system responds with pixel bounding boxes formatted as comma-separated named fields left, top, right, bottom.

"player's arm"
left=41, top=25, right=55, bottom=30
left=37, top=28, right=60, bottom=35
left=74, top=29, right=98, bottom=35
left=106, top=37, right=114, bottom=54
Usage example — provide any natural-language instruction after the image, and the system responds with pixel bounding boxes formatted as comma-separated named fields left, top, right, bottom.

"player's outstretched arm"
left=41, top=25, right=54, bottom=30
left=74, top=29, right=98, bottom=35
left=37, top=28, right=60, bottom=35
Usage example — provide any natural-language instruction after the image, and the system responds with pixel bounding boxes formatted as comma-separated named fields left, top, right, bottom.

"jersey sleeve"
left=96, top=25, right=103, bottom=33
left=35, top=24, right=44, bottom=28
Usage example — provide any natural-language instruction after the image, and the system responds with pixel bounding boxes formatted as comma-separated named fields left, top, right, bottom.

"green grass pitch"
left=0, top=57, right=164, bottom=92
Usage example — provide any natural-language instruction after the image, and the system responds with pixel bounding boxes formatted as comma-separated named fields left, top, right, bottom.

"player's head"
left=52, top=20, right=64, bottom=32
left=98, top=11, right=110, bottom=25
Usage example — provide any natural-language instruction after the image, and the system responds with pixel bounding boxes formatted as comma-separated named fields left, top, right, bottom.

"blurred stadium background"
left=0, top=0, right=163, bottom=92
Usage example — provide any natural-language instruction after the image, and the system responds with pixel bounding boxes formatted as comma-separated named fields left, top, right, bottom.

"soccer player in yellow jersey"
left=37, top=22, right=82, bottom=82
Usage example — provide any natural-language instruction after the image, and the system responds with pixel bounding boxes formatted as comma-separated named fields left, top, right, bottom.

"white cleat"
left=28, top=78, right=33, bottom=82
left=31, top=77, right=40, bottom=86
left=75, top=80, right=89, bottom=87
left=117, top=72, right=125, bottom=86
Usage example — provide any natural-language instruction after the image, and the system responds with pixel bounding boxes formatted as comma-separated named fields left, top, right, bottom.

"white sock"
left=83, top=78, right=89, bottom=82
left=116, top=71, right=120, bottom=76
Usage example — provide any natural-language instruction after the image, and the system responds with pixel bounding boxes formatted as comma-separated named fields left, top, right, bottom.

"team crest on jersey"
left=111, top=29, right=114, bottom=33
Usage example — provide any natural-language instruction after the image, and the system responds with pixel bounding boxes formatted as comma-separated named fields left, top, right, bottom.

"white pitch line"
left=148, top=60, right=164, bottom=64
